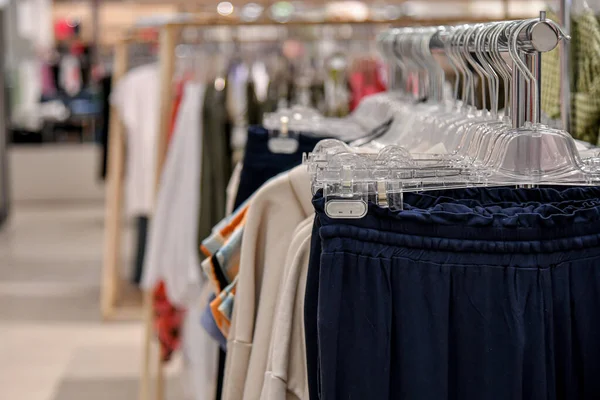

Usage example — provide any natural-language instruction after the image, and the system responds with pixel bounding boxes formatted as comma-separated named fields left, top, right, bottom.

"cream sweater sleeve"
left=261, top=218, right=313, bottom=400
left=222, top=166, right=313, bottom=400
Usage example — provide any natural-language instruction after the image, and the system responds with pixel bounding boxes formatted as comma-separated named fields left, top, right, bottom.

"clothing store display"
left=111, top=63, right=160, bottom=217
left=130, top=17, right=600, bottom=400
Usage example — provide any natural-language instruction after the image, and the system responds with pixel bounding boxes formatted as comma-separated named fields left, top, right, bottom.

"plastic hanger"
left=304, top=16, right=600, bottom=218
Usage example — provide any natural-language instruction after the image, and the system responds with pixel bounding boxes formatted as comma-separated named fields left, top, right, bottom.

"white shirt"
left=59, top=54, right=82, bottom=96
left=111, top=63, right=160, bottom=217
left=141, top=82, right=206, bottom=306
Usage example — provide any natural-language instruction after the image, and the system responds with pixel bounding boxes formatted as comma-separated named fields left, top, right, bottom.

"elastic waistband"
left=313, top=186, right=600, bottom=244
left=319, top=224, right=600, bottom=267
left=404, top=186, right=600, bottom=206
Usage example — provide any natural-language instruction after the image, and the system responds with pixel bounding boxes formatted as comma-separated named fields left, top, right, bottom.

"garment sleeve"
left=261, top=221, right=312, bottom=400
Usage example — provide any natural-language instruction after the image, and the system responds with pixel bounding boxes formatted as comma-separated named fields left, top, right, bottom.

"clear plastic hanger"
left=406, top=26, right=482, bottom=153
left=481, top=17, right=600, bottom=185
left=422, top=25, right=501, bottom=153
left=344, top=29, right=411, bottom=134
left=450, top=23, right=514, bottom=163
left=262, top=40, right=383, bottom=146
left=360, top=26, right=478, bottom=153
left=264, top=28, right=423, bottom=145
left=358, top=28, right=438, bottom=151
left=465, top=22, right=522, bottom=167
left=305, top=15, right=600, bottom=218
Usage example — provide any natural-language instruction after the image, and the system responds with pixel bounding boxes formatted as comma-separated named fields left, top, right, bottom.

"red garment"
left=54, top=20, right=75, bottom=41
left=168, top=78, right=189, bottom=142
left=153, top=282, right=185, bottom=361
left=348, top=59, right=387, bottom=111
left=152, top=80, right=188, bottom=362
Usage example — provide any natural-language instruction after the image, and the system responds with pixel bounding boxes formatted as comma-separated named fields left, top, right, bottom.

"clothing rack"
left=306, top=15, right=567, bottom=219
left=100, top=13, right=516, bottom=400
left=429, top=13, right=563, bottom=127
left=146, top=18, right=414, bottom=400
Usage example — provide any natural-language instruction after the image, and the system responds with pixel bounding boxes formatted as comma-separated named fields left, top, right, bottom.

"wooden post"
left=155, top=25, right=178, bottom=181
left=139, top=22, right=178, bottom=400
left=502, top=0, right=510, bottom=19
left=101, top=40, right=129, bottom=320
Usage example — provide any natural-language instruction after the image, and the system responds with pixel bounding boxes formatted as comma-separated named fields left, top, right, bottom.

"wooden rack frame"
left=101, top=35, right=152, bottom=322
left=101, top=13, right=515, bottom=400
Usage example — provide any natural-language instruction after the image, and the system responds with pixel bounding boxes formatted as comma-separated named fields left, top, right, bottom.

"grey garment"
left=132, top=215, right=149, bottom=285
left=198, top=82, right=233, bottom=250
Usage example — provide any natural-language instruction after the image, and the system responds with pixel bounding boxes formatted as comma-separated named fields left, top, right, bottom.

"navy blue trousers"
left=305, top=187, right=600, bottom=400
left=233, top=126, right=322, bottom=209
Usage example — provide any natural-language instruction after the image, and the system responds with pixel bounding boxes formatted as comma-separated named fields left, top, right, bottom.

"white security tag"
left=325, top=200, right=368, bottom=219
left=268, top=137, right=299, bottom=154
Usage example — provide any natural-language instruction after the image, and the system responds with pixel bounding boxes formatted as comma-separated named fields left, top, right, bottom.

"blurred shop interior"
left=0, top=0, right=559, bottom=222
left=1, top=0, right=600, bottom=400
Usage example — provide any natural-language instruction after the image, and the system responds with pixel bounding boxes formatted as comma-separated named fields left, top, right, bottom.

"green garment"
left=197, top=81, right=233, bottom=251
left=247, top=80, right=278, bottom=126
left=542, top=9, right=600, bottom=144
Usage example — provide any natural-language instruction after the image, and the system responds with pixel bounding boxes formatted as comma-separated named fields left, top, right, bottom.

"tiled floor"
left=0, top=204, right=183, bottom=400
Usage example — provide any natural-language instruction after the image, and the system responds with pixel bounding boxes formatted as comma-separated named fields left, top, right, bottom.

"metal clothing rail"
left=429, top=15, right=564, bottom=127
left=428, top=18, right=561, bottom=53
left=382, top=14, right=563, bottom=129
